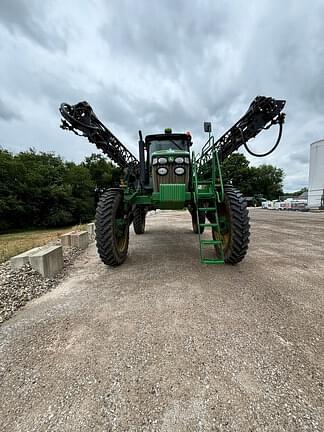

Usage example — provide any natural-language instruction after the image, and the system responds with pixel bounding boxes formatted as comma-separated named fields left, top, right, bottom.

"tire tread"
left=223, top=185, right=250, bottom=264
left=95, top=189, right=129, bottom=267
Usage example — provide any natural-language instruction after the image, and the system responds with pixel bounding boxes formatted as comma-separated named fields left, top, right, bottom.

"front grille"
left=153, top=163, right=189, bottom=192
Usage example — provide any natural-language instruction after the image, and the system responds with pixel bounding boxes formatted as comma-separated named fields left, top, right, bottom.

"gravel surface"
left=0, top=209, right=323, bottom=431
left=0, top=245, right=83, bottom=323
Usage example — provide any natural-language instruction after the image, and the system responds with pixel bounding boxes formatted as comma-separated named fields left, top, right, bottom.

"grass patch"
left=0, top=224, right=87, bottom=263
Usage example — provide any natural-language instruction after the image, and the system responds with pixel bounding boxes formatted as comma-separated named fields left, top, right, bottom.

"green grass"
left=0, top=224, right=87, bottom=263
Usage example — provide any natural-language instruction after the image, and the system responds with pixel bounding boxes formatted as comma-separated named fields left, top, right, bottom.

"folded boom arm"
left=197, top=96, right=286, bottom=168
left=59, top=101, right=140, bottom=176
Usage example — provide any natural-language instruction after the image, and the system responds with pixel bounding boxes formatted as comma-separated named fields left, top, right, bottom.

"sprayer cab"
left=138, top=131, right=192, bottom=191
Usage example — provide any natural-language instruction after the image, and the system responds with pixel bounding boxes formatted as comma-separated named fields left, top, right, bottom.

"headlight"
left=174, top=167, right=185, bottom=175
left=184, top=157, right=190, bottom=164
left=175, top=157, right=184, bottom=164
left=152, top=158, right=158, bottom=165
left=158, top=157, right=168, bottom=164
left=157, top=167, right=168, bottom=176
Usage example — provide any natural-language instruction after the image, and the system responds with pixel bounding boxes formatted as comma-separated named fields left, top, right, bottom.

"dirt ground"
left=0, top=209, right=323, bottom=432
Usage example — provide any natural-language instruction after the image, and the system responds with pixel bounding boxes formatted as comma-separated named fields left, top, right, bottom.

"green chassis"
left=122, top=144, right=224, bottom=211
left=118, top=144, right=230, bottom=264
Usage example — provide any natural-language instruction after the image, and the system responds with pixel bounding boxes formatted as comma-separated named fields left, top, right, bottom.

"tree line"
left=222, top=153, right=284, bottom=201
left=0, top=149, right=120, bottom=231
left=0, top=148, right=285, bottom=232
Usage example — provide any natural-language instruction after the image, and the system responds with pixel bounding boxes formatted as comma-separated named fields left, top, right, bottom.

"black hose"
left=240, top=116, right=284, bottom=158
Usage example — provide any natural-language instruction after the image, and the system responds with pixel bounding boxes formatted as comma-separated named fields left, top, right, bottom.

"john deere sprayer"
left=59, top=96, right=285, bottom=266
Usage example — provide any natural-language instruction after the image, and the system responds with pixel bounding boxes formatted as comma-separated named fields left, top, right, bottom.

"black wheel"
left=95, top=189, right=129, bottom=266
left=191, top=209, right=205, bottom=234
left=133, top=207, right=146, bottom=234
left=211, top=185, right=250, bottom=264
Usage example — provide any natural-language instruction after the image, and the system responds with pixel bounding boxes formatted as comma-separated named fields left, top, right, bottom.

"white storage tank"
left=308, top=140, right=324, bottom=209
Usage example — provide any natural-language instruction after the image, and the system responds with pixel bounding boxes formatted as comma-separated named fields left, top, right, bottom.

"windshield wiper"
left=169, top=139, right=183, bottom=151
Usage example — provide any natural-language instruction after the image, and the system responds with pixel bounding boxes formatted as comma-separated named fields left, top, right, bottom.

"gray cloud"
left=0, top=0, right=323, bottom=191
left=0, top=0, right=67, bottom=51
left=0, top=98, right=21, bottom=121
left=290, top=151, right=309, bottom=165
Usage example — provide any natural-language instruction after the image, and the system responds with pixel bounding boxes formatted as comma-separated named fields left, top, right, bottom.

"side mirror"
left=204, top=122, right=212, bottom=133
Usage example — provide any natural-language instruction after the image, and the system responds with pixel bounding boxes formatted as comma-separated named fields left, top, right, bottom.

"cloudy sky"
left=0, top=0, right=323, bottom=191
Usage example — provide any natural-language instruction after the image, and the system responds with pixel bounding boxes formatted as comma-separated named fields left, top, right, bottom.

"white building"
left=308, top=140, right=324, bottom=209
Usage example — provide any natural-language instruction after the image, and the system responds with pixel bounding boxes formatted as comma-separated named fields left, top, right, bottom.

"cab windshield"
left=149, top=139, right=189, bottom=153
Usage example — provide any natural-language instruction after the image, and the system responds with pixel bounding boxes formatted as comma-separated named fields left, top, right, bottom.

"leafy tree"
left=222, top=153, right=252, bottom=196
left=0, top=150, right=26, bottom=229
left=14, top=150, right=67, bottom=227
left=222, top=153, right=284, bottom=200
left=84, top=153, right=121, bottom=201
left=249, top=164, right=284, bottom=200
left=63, top=162, right=95, bottom=223
left=0, top=149, right=118, bottom=231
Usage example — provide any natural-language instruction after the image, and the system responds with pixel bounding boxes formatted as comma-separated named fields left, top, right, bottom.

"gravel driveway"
left=0, top=209, right=323, bottom=431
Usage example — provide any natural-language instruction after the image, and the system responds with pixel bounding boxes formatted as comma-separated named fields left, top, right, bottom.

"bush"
left=0, top=149, right=118, bottom=231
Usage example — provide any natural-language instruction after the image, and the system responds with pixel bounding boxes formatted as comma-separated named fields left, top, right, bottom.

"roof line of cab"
left=145, top=133, right=192, bottom=143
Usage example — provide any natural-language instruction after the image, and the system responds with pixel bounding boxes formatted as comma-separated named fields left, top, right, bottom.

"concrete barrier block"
left=10, top=247, right=43, bottom=270
left=60, top=232, right=74, bottom=247
left=71, top=231, right=89, bottom=249
left=87, top=223, right=95, bottom=241
left=29, top=245, right=63, bottom=278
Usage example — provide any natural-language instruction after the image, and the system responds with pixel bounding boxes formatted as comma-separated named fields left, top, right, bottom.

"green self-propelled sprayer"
left=59, top=96, right=285, bottom=266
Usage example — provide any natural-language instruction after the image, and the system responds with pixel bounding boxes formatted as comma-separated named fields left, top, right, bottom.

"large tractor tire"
left=211, top=185, right=250, bottom=264
left=191, top=209, right=205, bottom=234
left=133, top=207, right=146, bottom=234
left=95, top=189, right=129, bottom=267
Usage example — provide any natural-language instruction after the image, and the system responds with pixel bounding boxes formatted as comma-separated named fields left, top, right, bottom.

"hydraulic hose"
left=240, top=113, right=285, bottom=158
